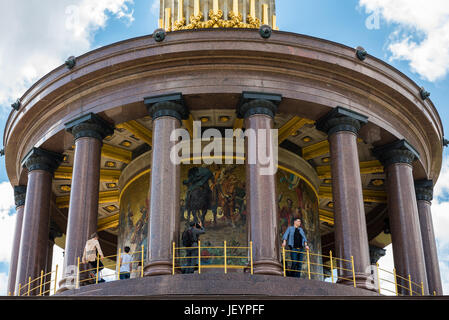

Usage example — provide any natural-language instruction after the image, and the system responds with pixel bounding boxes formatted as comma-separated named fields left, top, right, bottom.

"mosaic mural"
left=118, top=163, right=322, bottom=276
left=118, top=172, right=150, bottom=267
left=277, top=170, right=322, bottom=279
left=277, top=171, right=321, bottom=253
left=180, top=164, right=248, bottom=268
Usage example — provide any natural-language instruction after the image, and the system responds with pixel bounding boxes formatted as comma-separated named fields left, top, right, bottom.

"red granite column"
left=15, top=148, right=63, bottom=295
left=238, top=93, right=283, bottom=276
left=144, top=94, right=189, bottom=276
left=375, top=140, right=429, bottom=295
left=59, top=114, right=114, bottom=291
left=317, top=107, right=373, bottom=290
left=7, top=186, right=26, bottom=295
left=415, top=180, right=442, bottom=295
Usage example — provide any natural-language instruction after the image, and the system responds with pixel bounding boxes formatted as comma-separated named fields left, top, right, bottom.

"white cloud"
left=151, top=0, right=160, bottom=16
left=439, top=255, right=449, bottom=296
left=0, top=273, right=8, bottom=296
left=432, top=154, right=449, bottom=294
left=0, top=0, right=135, bottom=108
left=359, top=0, right=449, bottom=82
left=0, top=182, right=15, bottom=263
left=0, top=182, right=15, bottom=296
left=0, top=0, right=135, bottom=295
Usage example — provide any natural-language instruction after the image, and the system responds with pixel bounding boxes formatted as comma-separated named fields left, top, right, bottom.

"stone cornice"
left=2, top=30, right=442, bottom=185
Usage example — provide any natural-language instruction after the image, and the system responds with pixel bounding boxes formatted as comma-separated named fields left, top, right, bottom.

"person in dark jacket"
left=183, top=221, right=205, bottom=274
left=282, top=218, right=310, bottom=278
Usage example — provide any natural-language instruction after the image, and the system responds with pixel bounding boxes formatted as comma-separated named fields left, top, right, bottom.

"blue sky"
left=0, top=0, right=448, bottom=295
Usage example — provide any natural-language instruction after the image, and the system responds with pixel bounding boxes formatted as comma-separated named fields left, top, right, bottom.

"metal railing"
left=12, top=246, right=144, bottom=296
left=375, top=263, right=425, bottom=296
left=282, top=247, right=357, bottom=287
left=172, top=241, right=253, bottom=274
left=281, top=247, right=425, bottom=296
left=12, top=265, right=59, bottom=297
left=11, top=243, right=432, bottom=297
left=75, top=246, right=145, bottom=288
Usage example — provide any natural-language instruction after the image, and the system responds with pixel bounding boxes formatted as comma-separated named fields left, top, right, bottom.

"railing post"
left=142, top=245, right=145, bottom=278
left=54, top=264, right=58, bottom=295
left=18, top=283, right=22, bottom=297
left=224, top=241, right=227, bottom=274
left=76, top=257, right=80, bottom=289
left=307, top=248, right=311, bottom=280
left=39, top=270, right=44, bottom=296
left=408, top=274, right=413, bottom=296
left=329, top=251, right=334, bottom=283
left=393, top=268, right=398, bottom=296
left=27, top=277, right=31, bottom=296
left=117, top=248, right=122, bottom=280
left=376, top=262, right=381, bottom=294
left=198, top=241, right=201, bottom=274
left=250, top=241, right=253, bottom=275
left=96, top=252, right=100, bottom=284
left=421, top=281, right=424, bottom=296
left=172, top=242, right=176, bottom=275
left=282, top=246, right=286, bottom=277
left=351, top=256, right=356, bottom=288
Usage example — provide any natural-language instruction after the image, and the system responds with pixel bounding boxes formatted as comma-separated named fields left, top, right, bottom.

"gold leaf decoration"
left=173, top=11, right=261, bottom=31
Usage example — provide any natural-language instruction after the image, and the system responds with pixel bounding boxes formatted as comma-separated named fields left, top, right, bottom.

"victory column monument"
left=3, top=0, right=444, bottom=297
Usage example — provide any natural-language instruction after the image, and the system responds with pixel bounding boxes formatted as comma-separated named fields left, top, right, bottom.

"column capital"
left=144, top=93, right=189, bottom=122
left=65, top=113, right=114, bottom=142
left=21, top=148, right=64, bottom=174
left=316, top=106, right=368, bottom=136
left=237, top=91, right=282, bottom=119
left=49, top=221, right=63, bottom=243
left=369, top=245, right=386, bottom=264
left=14, top=186, right=27, bottom=208
left=415, top=179, right=434, bottom=202
left=373, top=139, right=420, bottom=167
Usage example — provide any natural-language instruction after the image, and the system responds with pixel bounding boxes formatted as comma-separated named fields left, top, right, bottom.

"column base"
left=253, top=260, right=283, bottom=276
left=57, top=277, right=76, bottom=293
left=144, top=261, right=173, bottom=277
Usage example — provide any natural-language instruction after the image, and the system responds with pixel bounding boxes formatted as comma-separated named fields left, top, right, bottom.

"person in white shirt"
left=82, top=233, right=105, bottom=282
left=119, top=246, right=133, bottom=280
left=82, top=233, right=105, bottom=265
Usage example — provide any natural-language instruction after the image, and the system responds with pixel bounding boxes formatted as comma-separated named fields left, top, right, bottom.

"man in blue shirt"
left=282, top=218, right=310, bottom=278
left=120, top=246, right=133, bottom=280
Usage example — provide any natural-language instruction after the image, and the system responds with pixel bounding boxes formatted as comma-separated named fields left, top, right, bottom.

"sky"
left=0, top=0, right=448, bottom=295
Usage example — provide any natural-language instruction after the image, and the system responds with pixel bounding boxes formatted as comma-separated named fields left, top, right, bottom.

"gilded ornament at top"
left=161, top=0, right=276, bottom=32
left=173, top=10, right=261, bottom=31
